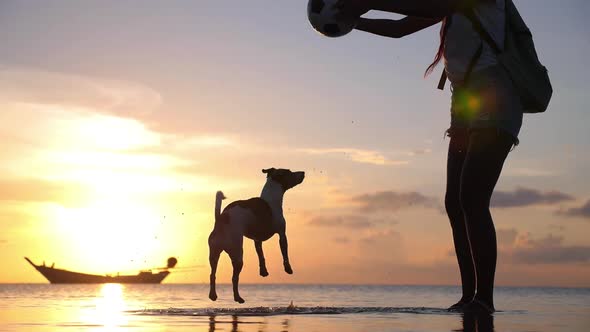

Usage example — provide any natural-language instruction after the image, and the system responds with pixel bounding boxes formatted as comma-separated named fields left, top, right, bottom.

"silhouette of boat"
left=24, top=257, right=177, bottom=284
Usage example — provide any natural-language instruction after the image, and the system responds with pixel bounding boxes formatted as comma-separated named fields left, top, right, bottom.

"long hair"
left=424, top=17, right=450, bottom=78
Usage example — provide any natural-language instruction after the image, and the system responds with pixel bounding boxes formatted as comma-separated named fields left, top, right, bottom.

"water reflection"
left=83, top=284, right=128, bottom=330
left=454, top=312, right=494, bottom=332
left=207, top=315, right=289, bottom=332
left=207, top=315, right=240, bottom=332
left=281, top=318, right=289, bottom=332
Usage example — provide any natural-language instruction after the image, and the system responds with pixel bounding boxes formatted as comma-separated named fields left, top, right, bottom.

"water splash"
left=132, top=306, right=455, bottom=317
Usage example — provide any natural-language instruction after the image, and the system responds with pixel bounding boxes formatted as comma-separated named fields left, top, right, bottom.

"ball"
left=307, top=0, right=358, bottom=38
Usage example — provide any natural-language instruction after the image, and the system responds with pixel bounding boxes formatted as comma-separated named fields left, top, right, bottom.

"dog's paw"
left=234, top=296, right=245, bottom=304
left=284, top=262, right=293, bottom=275
left=259, top=267, right=269, bottom=277
left=209, top=292, right=218, bottom=301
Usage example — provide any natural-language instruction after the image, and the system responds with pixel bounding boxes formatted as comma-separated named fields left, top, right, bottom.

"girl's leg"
left=445, top=128, right=476, bottom=308
left=459, top=129, right=514, bottom=311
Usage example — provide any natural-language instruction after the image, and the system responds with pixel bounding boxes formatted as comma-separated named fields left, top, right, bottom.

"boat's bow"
left=24, top=257, right=37, bottom=268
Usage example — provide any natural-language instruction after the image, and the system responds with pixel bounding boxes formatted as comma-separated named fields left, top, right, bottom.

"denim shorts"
left=448, top=64, right=523, bottom=145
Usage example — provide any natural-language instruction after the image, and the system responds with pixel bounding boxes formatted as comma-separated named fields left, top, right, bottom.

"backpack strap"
left=437, top=71, right=448, bottom=90
left=437, top=15, right=453, bottom=91
left=463, top=7, right=503, bottom=54
left=439, top=6, right=504, bottom=90
left=461, top=6, right=508, bottom=84
left=437, top=21, right=484, bottom=89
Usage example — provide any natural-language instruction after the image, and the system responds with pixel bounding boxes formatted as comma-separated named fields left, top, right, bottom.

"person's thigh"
left=445, top=128, right=469, bottom=216
left=460, top=129, right=514, bottom=209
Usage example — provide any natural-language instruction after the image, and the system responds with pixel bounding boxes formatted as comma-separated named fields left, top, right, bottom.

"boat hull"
left=25, top=258, right=170, bottom=284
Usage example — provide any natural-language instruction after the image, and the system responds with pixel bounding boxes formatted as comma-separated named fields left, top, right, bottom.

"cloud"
left=451, top=230, right=590, bottom=266
left=355, top=228, right=406, bottom=264
left=548, top=224, right=567, bottom=232
left=558, top=200, right=590, bottom=219
left=407, top=148, right=432, bottom=156
left=496, top=228, right=518, bottom=247
left=510, top=234, right=590, bottom=264
left=491, top=187, right=575, bottom=208
left=0, top=66, right=162, bottom=118
left=359, top=229, right=401, bottom=244
left=352, top=190, right=439, bottom=213
left=504, top=167, right=557, bottom=177
left=0, top=178, right=88, bottom=205
left=297, top=148, right=408, bottom=166
left=332, top=236, right=350, bottom=244
left=175, top=135, right=236, bottom=149
left=308, top=215, right=374, bottom=229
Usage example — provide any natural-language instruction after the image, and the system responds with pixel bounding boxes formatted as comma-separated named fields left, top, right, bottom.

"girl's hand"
left=334, top=0, right=370, bottom=18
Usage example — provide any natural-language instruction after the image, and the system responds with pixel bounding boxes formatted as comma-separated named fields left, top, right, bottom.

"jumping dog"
left=207, top=168, right=305, bottom=303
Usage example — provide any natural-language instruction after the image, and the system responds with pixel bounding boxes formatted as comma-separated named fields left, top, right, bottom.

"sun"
left=17, top=108, right=215, bottom=276
left=51, top=199, right=164, bottom=272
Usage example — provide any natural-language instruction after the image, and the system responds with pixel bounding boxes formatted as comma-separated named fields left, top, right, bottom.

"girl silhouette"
left=338, top=0, right=524, bottom=313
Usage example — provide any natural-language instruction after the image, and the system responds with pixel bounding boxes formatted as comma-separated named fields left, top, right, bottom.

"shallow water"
left=0, top=284, right=588, bottom=331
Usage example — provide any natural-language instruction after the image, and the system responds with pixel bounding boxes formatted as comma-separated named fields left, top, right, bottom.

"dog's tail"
left=214, top=191, right=226, bottom=226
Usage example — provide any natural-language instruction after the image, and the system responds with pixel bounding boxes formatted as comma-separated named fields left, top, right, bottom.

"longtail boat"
left=24, top=257, right=177, bottom=284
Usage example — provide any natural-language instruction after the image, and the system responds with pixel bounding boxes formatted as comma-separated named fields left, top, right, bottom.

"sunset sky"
left=1, top=1, right=589, bottom=287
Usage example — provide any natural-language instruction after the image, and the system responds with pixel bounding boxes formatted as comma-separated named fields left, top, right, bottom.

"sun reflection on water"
left=86, top=284, right=129, bottom=331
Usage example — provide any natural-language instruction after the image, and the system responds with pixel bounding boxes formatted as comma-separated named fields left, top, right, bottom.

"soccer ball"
left=307, top=0, right=358, bottom=38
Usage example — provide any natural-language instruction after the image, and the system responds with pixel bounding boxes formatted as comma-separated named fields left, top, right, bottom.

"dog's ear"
left=262, top=168, right=275, bottom=174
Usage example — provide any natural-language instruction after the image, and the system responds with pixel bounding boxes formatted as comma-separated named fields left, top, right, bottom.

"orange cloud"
left=0, top=178, right=88, bottom=205
left=297, top=147, right=409, bottom=166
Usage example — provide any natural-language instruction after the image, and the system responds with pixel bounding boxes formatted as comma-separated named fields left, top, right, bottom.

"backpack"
left=438, top=0, right=553, bottom=113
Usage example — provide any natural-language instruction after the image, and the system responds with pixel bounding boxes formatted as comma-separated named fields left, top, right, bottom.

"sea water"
left=0, top=284, right=589, bottom=331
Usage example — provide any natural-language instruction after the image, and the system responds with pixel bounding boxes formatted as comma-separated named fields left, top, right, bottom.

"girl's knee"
left=445, top=191, right=460, bottom=210
left=459, top=189, right=491, bottom=219
left=445, top=191, right=463, bottom=226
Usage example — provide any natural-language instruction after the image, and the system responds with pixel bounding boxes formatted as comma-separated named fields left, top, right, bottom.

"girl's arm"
left=355, top=16, right=442, bottom=38
left=338, top=0, right=484, bottom=19
left=369, top=0, right=479, bottom=18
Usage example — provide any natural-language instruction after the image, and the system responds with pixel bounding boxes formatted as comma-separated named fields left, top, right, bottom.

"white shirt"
left=443, top=0, right=506, bottom=84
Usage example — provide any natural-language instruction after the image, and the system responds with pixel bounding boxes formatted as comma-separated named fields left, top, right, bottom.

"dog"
left=207, top=167, right=305, bottom=303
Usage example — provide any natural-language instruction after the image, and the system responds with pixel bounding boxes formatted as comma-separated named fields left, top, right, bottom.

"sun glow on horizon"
left=1, top=105, right=215, bottom=274
left=51, top=200, right=164, bottom=272
left=39, top=112, right=187, bottom=271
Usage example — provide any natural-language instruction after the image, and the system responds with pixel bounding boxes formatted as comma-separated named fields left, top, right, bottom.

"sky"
left=0, top=0, right=589, bottom=287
